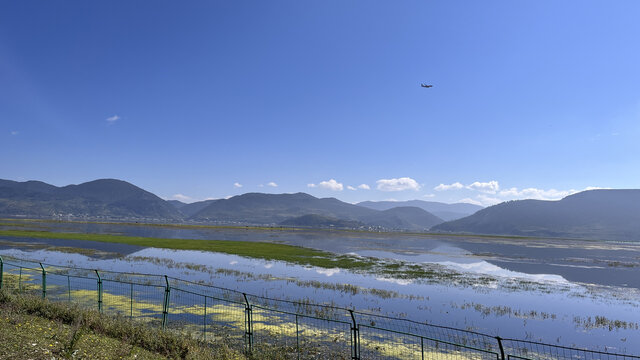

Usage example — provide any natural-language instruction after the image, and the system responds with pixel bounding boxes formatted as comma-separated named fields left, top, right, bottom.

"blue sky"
left=1, top=1, right=639, bottom=205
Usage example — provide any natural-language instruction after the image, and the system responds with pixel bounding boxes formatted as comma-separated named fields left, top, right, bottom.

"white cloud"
left=357, top=184, right=370, bottom=190
left=477, top=194, right=503, bottom=206
left=455, top=183, right=608, bottom=207
left=375, top=277, right=412, bottom=286
left=464, top=187, right=575, bottom=206
left=10, top=131, right=19, bottom=136
left=267, top=182, right=278, bottom=187
left=497, top=187, right=519, bottom=197
left=308, top=179, right=344, bottom=191
left=224, top=195, right=233, bottom=199
left=423, top=194, right=436, bottom=198
left=347, top=185, right=357, bottom=191
left=106, top=115, right=120, bottom=124
left=258, top=184, right=264, bottom=188
left=171, top=194, right=193, bottom=202
left=318, top=179, right=343, bottom=191
left=466, top=181, right=500, bottom=194
left=435, top=180, right=500, bottom=193
left=498, top=187, right=575, bottom=200
left=316, top=268, right=340, bottom=277
left=459, top=198, right=483, bottom=206
left=376, top=177, right=421, bottom=192
left=233, top=182, right=243, bottom=188
left=434, top=182, right=464, bottom=191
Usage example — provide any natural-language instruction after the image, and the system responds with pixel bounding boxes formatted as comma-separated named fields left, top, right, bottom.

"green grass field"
left=0, top=229, right=376, bottom=270
left=0, top=227, right=484, bottom=282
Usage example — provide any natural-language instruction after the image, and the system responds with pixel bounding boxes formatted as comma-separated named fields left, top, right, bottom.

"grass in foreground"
left=2, top=289, right=331, bottom=360
left=0, top=309, right=167, bottom=360
left=0, top=290, right=243, bottom=359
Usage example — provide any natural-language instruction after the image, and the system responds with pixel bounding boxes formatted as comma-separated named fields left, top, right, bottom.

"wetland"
left=1, top=219, right=639, bottom=353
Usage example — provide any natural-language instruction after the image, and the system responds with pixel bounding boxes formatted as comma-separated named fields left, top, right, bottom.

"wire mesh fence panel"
left=296, top=315, right=352, bottom=359
left=168, top=277, right=246, bottom=304
left=2, top=257, right=640, bottom=360
left=166, top=287, right=204, bottom=335
left=204, top=296, right=247, bottom=351
left=251, top=306, right=301, bottom=358
left=166, top=286, right=247, bottom=350
left=354, top=311, right=501, bottom=354
left=502, top=339, right=640, bottom=360
left=15, top=266, right=43, bottom=297
left=2, top=262, right=27, bottom=292
left=250, top=305, right=353, bottom=359
left=359, top=325, right=501, bottom=360
left=102, top=279, right=139, bottom=318
left=68, top=275, right=101, bottom=309
left=129, top=282, right=165, bottom=327
left=44, top=271, right=75, bottom=303
left=246, top=293, right=350, bottom=323
left=359, top=325, right=422, bottom=360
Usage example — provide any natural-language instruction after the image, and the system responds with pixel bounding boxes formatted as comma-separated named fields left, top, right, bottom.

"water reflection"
left=0, top=245, right=638, bottom=353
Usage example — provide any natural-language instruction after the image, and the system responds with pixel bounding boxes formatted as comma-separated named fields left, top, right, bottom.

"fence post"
left=95, top=270, right=103, bottom=313
left=349, top=310, right=360, bottom=360
left=295, top=314, right=300, bottom=360
left=162, top=275, right=170, bottom=330
left=243, top=293, right=253, bottom=354
left=130, top=283, right=134, bottom=320
left=39, top=263, right=46, bottom=299
left=203, top=295, right=207, bottom=342
left=496, top=336, right=505, bottom=360
left=0, top=256, right=3, bottom=290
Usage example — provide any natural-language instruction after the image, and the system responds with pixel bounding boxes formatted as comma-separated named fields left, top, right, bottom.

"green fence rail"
left=0, top=255, right=638, bottom=360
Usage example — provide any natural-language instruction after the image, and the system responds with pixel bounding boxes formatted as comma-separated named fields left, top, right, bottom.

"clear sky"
left=1, top=1, right=639, bottom=205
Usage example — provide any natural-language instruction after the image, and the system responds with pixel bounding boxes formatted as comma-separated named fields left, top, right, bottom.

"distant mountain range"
left=4, top=178, right=638, bottom=240
left=0, top=179, right=444, bottom=230
left=357, top=200, right=483, bottom=221
left=433, top=190, right=640, bottom=241
left=180, top=192, right=444, bottom=231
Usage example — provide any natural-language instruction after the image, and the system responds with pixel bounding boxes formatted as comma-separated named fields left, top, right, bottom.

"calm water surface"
left=1, top=222, right=639, bottom=353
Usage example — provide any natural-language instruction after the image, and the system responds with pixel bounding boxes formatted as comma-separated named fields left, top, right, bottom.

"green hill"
left=357, top=200, right=483, bottom=221
left=433, top=189, right=640, bottom=241
left=0, top=179, right=182, bottom=220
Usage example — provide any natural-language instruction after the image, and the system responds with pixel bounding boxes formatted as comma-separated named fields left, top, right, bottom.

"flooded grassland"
left=1, top=220, right=639, bottom=353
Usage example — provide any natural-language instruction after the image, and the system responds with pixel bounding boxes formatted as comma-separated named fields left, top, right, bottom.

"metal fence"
left=0, top=255, right=638, bottom=360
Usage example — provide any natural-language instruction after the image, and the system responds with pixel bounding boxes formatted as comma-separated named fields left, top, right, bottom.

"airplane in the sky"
left=421, top=84, right=433, bottom=88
